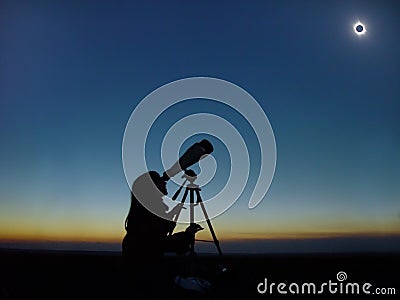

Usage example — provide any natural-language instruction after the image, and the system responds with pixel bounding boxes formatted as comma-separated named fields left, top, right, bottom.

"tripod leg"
left=189, top=189, right=196, bottom=254
left=189, top=188, right=196, bottom=276
left=171, top=188, right=189, bottom=223
left=189, top=188, right=195, bottom=225
left=172, top=179, right=187, bottom=201
left=195, top=189, right=223, bottom=257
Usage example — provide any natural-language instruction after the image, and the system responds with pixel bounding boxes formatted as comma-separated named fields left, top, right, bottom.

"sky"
left=0, top=0, right=399, bottom=253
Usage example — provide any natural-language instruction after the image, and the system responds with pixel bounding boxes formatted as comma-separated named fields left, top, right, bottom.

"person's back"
left=122, top=171, right=176, bottom=296
left=123, top=190, right=174, bottom=258
left=122, top=171, right=204, bottom=296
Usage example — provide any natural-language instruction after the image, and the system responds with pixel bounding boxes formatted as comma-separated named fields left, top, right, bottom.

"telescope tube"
left=162, top=139, right=214, bottom=181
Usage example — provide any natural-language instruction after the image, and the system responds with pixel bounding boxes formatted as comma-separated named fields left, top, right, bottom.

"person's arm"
left=165, top=219, right=176, bottom=235
left=166, top=203, right=185, bottom=220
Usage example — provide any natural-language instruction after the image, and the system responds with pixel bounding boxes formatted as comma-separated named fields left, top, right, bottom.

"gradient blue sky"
left=0, top=0, right=399, bottom=252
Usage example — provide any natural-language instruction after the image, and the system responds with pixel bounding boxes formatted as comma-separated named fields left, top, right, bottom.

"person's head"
left=148, top=171, right=168, bottom=195
left=132, top=171, right=167, bottom=200
left=130, top=171, right=169, bottom=218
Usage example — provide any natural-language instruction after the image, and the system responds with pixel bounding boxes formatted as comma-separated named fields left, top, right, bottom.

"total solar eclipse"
left=354, top=21, right=366, bottom=35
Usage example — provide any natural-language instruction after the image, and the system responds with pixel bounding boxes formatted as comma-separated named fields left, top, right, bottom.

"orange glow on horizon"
left=219, top=230, right=400, bottom=242
left=1, top=229, right=399, bottom=245
left=2, top=210, right=400, bottom=245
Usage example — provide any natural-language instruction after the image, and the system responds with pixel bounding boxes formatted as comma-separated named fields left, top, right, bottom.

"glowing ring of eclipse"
left=354, top=21, right=366, bottom=35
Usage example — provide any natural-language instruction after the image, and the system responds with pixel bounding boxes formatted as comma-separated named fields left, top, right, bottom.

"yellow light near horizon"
left=2, top=206, right=400, bottom=244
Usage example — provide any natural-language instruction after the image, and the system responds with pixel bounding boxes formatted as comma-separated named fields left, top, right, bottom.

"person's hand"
left=167, top=204, right=186, bottom=218
left=166, top=220, right=177, bottom=235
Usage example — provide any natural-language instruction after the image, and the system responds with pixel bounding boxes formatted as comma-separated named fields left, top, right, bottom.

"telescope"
left=161, top=139, right=214, bottom=181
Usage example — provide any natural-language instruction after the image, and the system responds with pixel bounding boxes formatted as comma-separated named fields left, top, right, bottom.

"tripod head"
left=171, top=169, right=198, bottom=201
left=181, top=169, right=197, bottom=184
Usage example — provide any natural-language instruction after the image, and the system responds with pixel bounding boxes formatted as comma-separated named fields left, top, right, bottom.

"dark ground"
left=0, top=249, right=398, bottom=299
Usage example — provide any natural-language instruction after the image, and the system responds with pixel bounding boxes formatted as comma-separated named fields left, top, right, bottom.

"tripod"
left=170, top=170, right=223, bottom=261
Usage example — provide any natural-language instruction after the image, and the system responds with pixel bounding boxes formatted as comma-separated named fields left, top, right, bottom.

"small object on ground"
left=174, top=275, right=212, bottom=293
left=219, top=264, right=227, bottom=273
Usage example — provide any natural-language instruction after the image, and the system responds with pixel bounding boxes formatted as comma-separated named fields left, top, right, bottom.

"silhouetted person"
left=122, top=171, right=177, bottom=260
left=122, top=171, right=196, bottom=295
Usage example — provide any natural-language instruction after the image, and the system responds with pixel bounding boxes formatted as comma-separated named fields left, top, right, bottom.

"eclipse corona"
left=354, top=21, right=366, bottom=35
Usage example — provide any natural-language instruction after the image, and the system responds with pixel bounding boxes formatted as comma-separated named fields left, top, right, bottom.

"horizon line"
left=1, top=231, right=400, bottom=244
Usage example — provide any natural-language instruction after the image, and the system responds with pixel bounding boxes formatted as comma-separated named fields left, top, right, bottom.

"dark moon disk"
left=356, top=24, right=364, bottom=33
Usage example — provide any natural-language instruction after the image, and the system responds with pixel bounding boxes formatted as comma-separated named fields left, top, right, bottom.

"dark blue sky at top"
left=0, top=0, right=399, bottom=247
